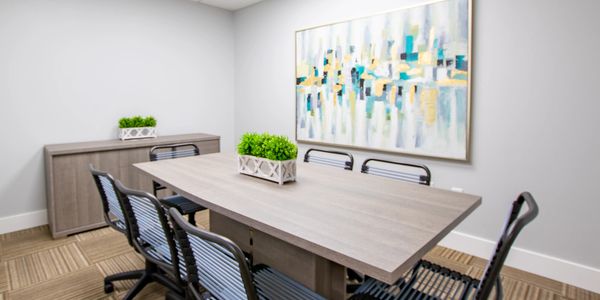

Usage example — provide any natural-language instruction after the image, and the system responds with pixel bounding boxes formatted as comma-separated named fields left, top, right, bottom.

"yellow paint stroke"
left=374, top=78, right=392, bottom=97
left=418, top=51, right=434, bottom=66
left=398, top=63, right=410, bottom=72
left=410, top=25, right=419, bottom=36
left=389, top=85, right=398, bottom=106
left=332, top=84, right=342, bottom=107
left=407, top=68, right=423, bottom=76
left=349, top=90, right=357, bottom=121
left=420, top=88, right=438, bottom=126
left=409, top=85, right=416, bottom=104
left=360, top=72, right=375, bottom=80
left=390, top=44, right=399, bottom=62
left=450, top=69, right=468, bottom=78
left=428, top=27, right=436, bottom=50
left=299, top=75, right=323, bottom=87
left=436, top=79, right=467, bottom=86
left=368, top=58, right=379, bottom=71
left=296, top=63, right=310, bottom=78
left=344, top=54, right=352, bottom=63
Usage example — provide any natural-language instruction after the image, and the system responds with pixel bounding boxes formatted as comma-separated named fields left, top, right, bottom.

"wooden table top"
left=134, top=153, right=481, bottom=284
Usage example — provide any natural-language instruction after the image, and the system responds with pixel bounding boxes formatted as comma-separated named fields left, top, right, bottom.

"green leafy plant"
left=237, top=132, right=297, bottom=161
left=118, top=116, right=157, bottom=128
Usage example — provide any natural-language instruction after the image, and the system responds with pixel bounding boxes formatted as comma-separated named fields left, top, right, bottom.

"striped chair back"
left=89, top=165, right=127, bottom=234
left=169, top=208, right=257, bottom=300
left=114, top=180, right=185, bottom=281
left=303, top=148, right=354, bottom=170
left=150, top=143, right=200, bottom=161
left=149, top=143, right=200, bottom=195
left=361, top=158, right=431, bottom=185
left=475, top=192, right=539, bottom=299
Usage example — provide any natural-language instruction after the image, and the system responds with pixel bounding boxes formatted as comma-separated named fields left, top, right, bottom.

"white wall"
left=233, top=0, right=600, bottom=291
left=0, top=0, right=234, bottom=218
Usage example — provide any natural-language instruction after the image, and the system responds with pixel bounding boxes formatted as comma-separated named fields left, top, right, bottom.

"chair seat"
left=161, top=195, right=206, bottom=214
left=253, top=265, right=325, bottom=300
left=351, top=260, right=479, bottom=300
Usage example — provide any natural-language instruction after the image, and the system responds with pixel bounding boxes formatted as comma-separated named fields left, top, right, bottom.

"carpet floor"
left=0, top=210, right=597, bottom=300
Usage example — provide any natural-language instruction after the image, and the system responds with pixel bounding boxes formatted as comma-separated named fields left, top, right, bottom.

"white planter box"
left=238, top=155, right=296, bottom=185
left=119, top=127, right=157, bottom=141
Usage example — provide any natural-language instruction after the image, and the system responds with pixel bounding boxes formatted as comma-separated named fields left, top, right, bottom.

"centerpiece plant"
left=237, top=133, right=298, bottom=185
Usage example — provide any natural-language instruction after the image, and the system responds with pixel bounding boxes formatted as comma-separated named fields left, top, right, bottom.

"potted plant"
left=118, top=115, right=158, bottom=140
left=237, top=133, right=298, bottom=185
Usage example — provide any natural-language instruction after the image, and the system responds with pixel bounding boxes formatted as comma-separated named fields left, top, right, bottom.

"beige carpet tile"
left=1, top=225, right=599, bottom=300
left=115, top=282, right=166, bottom=300
left=564, top=285, right=600, bottom=300
left=432, top=246, right=475, bottom=265
left=74, top=226, right=115, bottom=242
left=0, top=262, right=7, bottom=293
left=7, top=243, right=89, bottom=290
left=195, top=210, right=210, bottom=230
left=422, top=252, right=473, bottom=275
left=0, top=226, right=75, bottom=261
left=6, top=266, right=110, bottom=300
left=78, top=230, right=131, bottom=264
left=95, top=252, right=145, bottom=293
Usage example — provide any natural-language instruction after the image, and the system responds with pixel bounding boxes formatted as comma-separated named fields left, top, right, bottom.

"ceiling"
left=192, top=0, right=264, bottom=11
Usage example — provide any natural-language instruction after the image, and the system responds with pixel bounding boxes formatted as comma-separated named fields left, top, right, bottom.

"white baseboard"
left=440, top=230, right=600, bottom=294
left=0, top=210, right=48, bottom=235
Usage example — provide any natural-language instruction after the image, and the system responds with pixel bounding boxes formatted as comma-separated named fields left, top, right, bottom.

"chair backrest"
left=149, top=143, right=200, bottom=162
left=169, top=208, right=257, bottom=300
left=303, top=148, right=354, bottom=170
left=89, top=164, right=128, bottom=235
left=361, top=158, right=431, bottom=185
left=149, top=143, right=200, bottom=195
left=475, top=192, right=539, bottom=299
left=114, top=180, right=184, bottom=281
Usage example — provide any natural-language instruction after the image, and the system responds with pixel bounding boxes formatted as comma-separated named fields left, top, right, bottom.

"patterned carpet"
left=0, top=210, right=597, bottom=300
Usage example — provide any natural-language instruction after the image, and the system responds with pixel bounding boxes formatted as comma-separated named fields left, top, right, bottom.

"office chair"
left=351, top=192, right=539, bottom=300
left=149, top=143, right=206, bottom=226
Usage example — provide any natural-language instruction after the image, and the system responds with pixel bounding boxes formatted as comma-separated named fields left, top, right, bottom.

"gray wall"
left=233, top=0, right=600, bottom=269
left=0, top=0, right=234, bottom=218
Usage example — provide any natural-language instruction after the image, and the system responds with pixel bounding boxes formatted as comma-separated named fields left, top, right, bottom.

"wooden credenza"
left=44, top=133, right=220, bottom=238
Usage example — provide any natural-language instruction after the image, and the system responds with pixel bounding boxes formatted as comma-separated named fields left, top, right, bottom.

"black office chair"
left=89, top=165, right=145, bottom=294
left=303, top=148, right=354, bottom=170
left=361, top=158, right=431, bottom=185
left=149, top=143, right=206, bottom=226
left=350, top=192, right=539, bottom=300
left=114, top=180, right=186, bottom=300
left=168, top=208, right=326, bottom=300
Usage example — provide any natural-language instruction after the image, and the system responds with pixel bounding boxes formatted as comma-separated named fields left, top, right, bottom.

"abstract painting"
left=295, top=0, right=471, bottom=160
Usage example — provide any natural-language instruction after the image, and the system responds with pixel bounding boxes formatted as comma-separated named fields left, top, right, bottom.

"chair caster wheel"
left=104, top=282, right=114, bottom=293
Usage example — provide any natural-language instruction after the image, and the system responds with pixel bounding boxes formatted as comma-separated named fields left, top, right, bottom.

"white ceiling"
left=192, top=0, right=264, bottom=11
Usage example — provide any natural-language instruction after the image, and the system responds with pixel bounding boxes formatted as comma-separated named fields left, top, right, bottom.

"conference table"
left=134, top=152, right=481, bottom=299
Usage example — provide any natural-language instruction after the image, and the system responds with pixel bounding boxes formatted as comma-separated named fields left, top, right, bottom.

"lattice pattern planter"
left=119, top=127, right=157, bottom=141
left=238, top=155, right=296, bottom=185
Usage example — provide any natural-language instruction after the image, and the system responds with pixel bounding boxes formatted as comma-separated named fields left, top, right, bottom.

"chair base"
left=107, top=260, right=184, bottom=300
left=103, top=269, right=145, bottom=293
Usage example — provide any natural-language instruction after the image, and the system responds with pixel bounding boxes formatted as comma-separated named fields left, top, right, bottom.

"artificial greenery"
left=118, top=116, right=157, bottom=128
left=237, top=132, right=297, bottom=161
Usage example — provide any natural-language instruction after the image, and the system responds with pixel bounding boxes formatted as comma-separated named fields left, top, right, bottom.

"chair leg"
left=151, top=272, right=184, bottom=296
left=122, top=273, right=152, bottom=300
left=187, top=212, right=196, bottom=226
left=103, top=269, right=145, bottom=293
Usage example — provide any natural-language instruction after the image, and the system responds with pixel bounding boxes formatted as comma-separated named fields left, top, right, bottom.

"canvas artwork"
left=295, top=0, right=471, bottom=160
